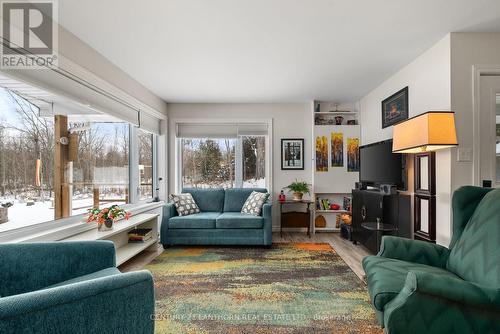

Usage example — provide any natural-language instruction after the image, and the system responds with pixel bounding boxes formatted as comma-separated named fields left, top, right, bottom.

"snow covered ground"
left=0, top=197, right=124, bottom=232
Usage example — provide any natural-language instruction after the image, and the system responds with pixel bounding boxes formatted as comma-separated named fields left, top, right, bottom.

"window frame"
left=0, top=123, right=160, bottom=238
left=136, top=127, right=158, bottom=202
left=174, top=119, right=272, bottom=193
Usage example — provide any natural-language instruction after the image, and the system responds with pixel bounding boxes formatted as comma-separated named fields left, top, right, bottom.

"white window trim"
left=174, top=118, right=273, bottom=193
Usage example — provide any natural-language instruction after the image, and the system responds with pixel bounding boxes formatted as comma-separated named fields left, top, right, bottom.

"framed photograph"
left=381, top=86, right=409, bottom=128
left=281, top=139, right=304, bottom=170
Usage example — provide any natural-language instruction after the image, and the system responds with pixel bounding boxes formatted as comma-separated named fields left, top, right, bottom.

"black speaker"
left=379, top=184, right=397, bottom=195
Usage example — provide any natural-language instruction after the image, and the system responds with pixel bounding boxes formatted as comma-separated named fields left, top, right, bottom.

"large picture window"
left=179, top=134, right=267, bottom=190
left=0, top=83, right=159, bottom=233
left=71, top=123, right=130, bottom=216
left=181, top=138, right=236, bottom=188
left=0, top=89, right=55, bottom=228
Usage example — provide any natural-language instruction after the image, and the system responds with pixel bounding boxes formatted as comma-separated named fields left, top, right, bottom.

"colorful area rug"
left=146, top=243, right=381, bottom=334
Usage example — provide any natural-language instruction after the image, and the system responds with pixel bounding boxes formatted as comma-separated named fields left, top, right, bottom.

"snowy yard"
left=0, top=197, right=125, bottom=232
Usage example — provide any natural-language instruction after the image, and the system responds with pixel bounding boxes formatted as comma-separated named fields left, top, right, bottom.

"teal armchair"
left=0, top=241, right=155, bottom=334
left=363, top=186, right=500, bottom=333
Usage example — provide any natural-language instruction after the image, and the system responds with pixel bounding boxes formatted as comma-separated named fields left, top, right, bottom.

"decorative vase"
left=98, top=218, right=114, bottom=231
left=292, top=192, right=303, bottom=201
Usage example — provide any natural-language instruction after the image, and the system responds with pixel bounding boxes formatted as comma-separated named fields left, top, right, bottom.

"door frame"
left=472, top=65, right=500, bottom=186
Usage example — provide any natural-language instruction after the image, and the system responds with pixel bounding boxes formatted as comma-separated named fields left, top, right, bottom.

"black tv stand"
left=351, top=189, right=411, bottom=253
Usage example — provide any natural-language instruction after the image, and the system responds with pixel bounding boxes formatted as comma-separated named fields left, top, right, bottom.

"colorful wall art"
left=347, top=138, right=360, bottom=172
left=331, top=132, right=343, bottom=167
left=315, top=136, right=328, bottom=172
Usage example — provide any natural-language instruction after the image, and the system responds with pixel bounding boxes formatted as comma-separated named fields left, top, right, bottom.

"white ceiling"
left=58, top=0, right=500, bottom=103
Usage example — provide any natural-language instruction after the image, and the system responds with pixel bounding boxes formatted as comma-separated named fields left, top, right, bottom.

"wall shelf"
left=314, top=227, right=340, bottom=232
left=312, top=100, right=358, bottom=234
left=314, top=111, right=358, bottom=115
left=64, top=213, right=159, bottom=266
left=315, top=209, right=349, bottom=213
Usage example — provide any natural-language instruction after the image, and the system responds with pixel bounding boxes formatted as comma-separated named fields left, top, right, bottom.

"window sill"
left=0, top=201, right=165, bottom=243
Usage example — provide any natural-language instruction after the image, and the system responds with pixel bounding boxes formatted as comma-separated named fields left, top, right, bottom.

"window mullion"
left=129, top=126, right=139, bottom=203
left=235, top=136, right=243, bottom=188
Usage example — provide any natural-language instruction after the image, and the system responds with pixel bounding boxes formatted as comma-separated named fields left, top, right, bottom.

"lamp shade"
left=392, top=111, right=458, bottom=153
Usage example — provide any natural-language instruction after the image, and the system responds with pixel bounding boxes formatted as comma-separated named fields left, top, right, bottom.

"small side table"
left=279, top=200, right=313, bottom=238
left=361, top=222, right=398, bottom=252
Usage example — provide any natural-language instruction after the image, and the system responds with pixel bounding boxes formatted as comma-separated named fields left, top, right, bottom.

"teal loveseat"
left=161, top=188, right=272, bottom=246
left=0, top=241, right=155, bottom=334
left=362, top=186, right=500, bottom=333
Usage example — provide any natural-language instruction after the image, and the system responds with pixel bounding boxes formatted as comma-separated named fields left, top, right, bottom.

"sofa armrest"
left=378, top=236, right=450, bottom=268
left=383, top=270, right=500, bottom=333
left=0, top=241, right=116, bottom=297
left=0, top=270, right=154, bottom=334
left=262, top=202, right=272, bottom=246
left=160, top=203, right=177, bottom=244
left=163, top=202, right=178, bottom=220
left=407, top=271, right=500, bottom=308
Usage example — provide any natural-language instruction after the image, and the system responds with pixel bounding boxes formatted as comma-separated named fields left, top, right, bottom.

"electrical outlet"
left=457, top=148, right=472, bottom=162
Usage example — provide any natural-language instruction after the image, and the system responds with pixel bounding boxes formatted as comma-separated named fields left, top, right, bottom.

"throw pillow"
left=241, top=191, right=269, bottom=216
left=170, top=193, right=200, bottom=216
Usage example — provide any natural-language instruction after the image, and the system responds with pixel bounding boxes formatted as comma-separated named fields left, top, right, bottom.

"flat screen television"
left=359, top=139, right=406, bottom=190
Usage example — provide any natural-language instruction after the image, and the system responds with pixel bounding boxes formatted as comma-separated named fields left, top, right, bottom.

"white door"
left=479, top=76, right=500, bottom=187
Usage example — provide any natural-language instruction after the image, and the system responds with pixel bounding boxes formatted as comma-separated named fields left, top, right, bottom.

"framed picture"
left=331, top=132, right=343, bottom=167
left=315, top=136, right=328, bottom=172
left=381, top=86, right=409, bottom=128
left=347, top=138, right=360, bottom=172
left=281, top=139, right=304, bottom=170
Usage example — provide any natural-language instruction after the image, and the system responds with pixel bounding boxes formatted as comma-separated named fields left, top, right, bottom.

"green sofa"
left=161, top=188, right=272, bottom=246
left=0, top=241, right=155, bottom=334
left=363, top=186, right=500, bottom=333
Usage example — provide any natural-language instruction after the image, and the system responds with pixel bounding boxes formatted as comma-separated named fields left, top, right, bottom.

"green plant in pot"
left=284, top=180, right=311, bottom=201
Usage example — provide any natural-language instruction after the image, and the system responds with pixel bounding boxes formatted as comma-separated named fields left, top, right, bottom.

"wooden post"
left=68, top=133, right=78, bottom=162
left=93, top=187, right=100, bottom=209
left=54, top=115, right=69, bottom=219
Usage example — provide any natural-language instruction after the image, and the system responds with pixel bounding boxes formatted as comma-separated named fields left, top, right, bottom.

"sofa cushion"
left=182, top=188, right=225, bottom=212
left=170, top=193, right=200, bottom=216
left=216, top=212, right=264, bottom=229
left=223, top=188, right=267, bottom=212
left=45, top=267, right=121, bottom=289
left=363, top=255, right=459, bottom=311
left=241, top=191, right=269, bottom=216
left=447, top=188, right=500, bottom=286
left=168, top=212, right=220, bottom=229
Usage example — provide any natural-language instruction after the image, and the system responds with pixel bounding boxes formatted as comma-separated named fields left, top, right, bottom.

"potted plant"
left=87, top=205, right=131, bottom=231
left=284, top=180, right=311, bottom=201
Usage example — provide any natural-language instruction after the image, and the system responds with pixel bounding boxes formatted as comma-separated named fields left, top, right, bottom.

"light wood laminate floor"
left=119, top=232, right=371, bottom=281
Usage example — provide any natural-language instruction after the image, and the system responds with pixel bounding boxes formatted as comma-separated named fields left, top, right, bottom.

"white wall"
left=450, top=33, right=500, bottom=190
left=359, top=34, right=452, bottom=245
left=167, top=103, right=312, bottom=228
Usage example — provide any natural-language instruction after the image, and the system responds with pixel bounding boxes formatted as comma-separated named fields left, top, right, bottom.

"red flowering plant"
left=87, top=205, right=131, bottom=224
